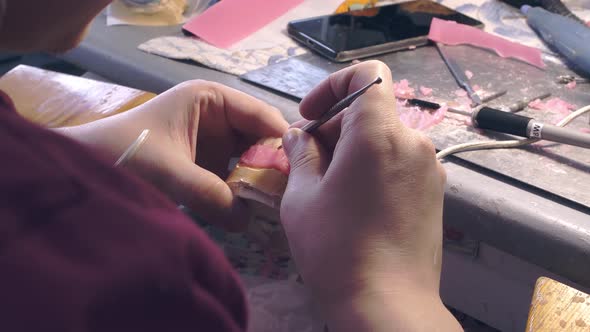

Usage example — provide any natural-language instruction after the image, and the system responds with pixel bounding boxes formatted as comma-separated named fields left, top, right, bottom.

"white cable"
left=114, top=129, right=151, bottom=167
left=436, top=105, right=590, bottom=159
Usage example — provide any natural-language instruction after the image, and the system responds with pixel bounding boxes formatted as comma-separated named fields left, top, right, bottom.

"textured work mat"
left=241, top=46, right=590, bottom=209
left=241, top=0, right=590, bottom=209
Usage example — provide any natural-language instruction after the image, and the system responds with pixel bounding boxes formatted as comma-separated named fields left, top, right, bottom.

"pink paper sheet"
left=428, top=18, right=545, bottom=69
left=183, top=0, right=304, bottom=49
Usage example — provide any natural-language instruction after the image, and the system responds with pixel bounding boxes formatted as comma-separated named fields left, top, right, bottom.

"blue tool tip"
left=521, top=5, right=531, bottom=15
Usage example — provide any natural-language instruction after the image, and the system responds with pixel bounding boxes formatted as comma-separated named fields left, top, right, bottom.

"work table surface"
left=62, top=15, right=590, bottom=288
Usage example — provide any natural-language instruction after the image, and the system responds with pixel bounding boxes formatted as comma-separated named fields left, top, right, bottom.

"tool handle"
left=472, top=107, right=532, bottom=137
left=530, top=122, right=590, bottom=149
left=523, top=6, right=590, bottom=75
left=407, top=98, right=441, bottom=109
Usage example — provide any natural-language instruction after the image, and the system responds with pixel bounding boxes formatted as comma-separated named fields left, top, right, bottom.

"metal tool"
left=301, top=76, right=383, bottom=133
left=436, top=43, right=482, bottom=106
left=278, top=76, right=382, bottom=149
left=505, top=92, right=551, bottom=113
left=472, top=107, right=590, bottom=149
left=556, top=75, right=589, bottom=85
left=406, top=98, right=472, bottom=116
left=480, top=90, right=508, bottom=104
left=408, top=90, right=551, bottom=116
left=407, top=88, right=506, bottom=116
left=466, top=89, right=508, bottom=108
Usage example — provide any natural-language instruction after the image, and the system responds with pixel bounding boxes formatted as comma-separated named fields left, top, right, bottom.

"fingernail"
left=282, top=128, right=302, bottom=153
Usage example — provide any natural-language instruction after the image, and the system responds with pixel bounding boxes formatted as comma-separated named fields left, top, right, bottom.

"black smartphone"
left=287, top=0, right=483, bottom=62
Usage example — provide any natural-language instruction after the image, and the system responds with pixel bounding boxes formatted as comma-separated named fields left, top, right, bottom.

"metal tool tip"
left=470, top=93, right=483, bottom=106
left=375, top=76, right=383, bottom=84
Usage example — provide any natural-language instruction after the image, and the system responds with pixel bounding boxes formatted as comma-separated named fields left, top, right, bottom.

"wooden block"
left=0, top=65, right=156, bottom=127
left=526, top=277, right=590, bottom=331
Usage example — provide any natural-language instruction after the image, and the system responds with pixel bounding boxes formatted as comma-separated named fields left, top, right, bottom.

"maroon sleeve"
left=0, top=91, right=248, bottom=332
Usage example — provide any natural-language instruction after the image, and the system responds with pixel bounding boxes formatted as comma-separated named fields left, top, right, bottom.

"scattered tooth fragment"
left=465, top=70, right=474, bottom=79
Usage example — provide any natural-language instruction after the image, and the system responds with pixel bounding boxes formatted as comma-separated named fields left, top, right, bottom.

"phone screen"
left=288, top=0, right=482, bottom=55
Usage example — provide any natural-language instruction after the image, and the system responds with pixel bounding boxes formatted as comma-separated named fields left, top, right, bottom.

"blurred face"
left=0, top=0, right=112, bottom=52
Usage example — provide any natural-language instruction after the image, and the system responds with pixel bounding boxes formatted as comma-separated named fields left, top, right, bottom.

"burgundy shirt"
left=0, top=91, right=247, bottom=331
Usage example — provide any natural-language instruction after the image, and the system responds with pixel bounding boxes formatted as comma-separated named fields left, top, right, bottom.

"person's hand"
left=280, top=61, right=460, bottom=331
left=59, top=80, right=288, bottom=230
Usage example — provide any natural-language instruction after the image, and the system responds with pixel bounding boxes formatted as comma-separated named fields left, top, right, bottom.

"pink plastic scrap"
left=393, top=79, right=415, bottom=99
left=528, top=97, right=577, bottom=117
left=454, top=89, right=467, bottom=97
left=419, top=86, right=433, bottom=96
left=398, top=100, right=447, bottom=131
left=465, top=70, right=473, bottom=79
left=428, top=18, right=545, bottom=69
left=566, top=81, right=577, bottom=89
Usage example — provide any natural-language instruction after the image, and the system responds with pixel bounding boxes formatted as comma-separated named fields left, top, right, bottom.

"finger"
left=290, top=112, right=344, bottom=152
left=171, top=161, right=249, bottom=232
left=299, top=60, right=396, bottom=121
left=282, top=128, right=329, bottom=197
left=297, top=60, right=407, bottom=168
left=195, top=81, right=289, bottom=139
left=289, top=119, right=307, bottom=129
left=312, top=112, right=344, bottom=152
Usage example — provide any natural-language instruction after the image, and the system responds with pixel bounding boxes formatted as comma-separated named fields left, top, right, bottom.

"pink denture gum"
left=428, top=18, right=545, bottom=69
left=239, top=144, right=290, bottom=175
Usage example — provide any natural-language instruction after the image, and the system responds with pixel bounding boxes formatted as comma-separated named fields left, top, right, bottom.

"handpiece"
left=472, top=107, right=590, bottom=149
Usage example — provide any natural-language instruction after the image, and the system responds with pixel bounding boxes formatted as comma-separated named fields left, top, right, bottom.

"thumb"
left=173, top=162, right=249, bottom=232
left=282, top=128, right=327, bottom=188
